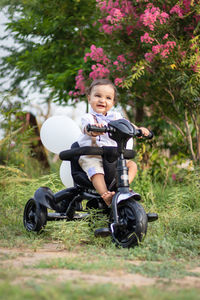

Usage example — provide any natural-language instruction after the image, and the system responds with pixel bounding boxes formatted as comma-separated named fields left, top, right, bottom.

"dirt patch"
left=0, top=245, right=200, bottom=289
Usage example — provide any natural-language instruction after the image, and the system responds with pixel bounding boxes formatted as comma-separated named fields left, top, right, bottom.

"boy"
left=77, top=79, right=150, bottom=205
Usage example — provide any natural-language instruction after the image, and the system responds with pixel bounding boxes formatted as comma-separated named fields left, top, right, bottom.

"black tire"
left=23, top=198, right=47, bottom=232
left=111, top=199, right=148, bottom=248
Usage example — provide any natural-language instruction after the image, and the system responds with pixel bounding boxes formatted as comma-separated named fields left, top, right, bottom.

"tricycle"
left=23, top=118, right=158, bottom=248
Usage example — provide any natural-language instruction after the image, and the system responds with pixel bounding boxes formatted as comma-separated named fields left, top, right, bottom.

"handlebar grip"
left=86, top=124, right=107, bottom=133
left=147, top=130, right=154, bottom=139
left=136, top=129, right=154, bottom=139
left=135, top=129, right=143, bottom=137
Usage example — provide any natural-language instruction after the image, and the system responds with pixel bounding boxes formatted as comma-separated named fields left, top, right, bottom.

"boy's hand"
left=139, top=127, right=150, bottom=137
left=85, top=123, right=105, bottom=137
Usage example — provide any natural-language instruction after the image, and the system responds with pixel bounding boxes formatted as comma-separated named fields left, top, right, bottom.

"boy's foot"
left=101, top=191, right=115, bottom=206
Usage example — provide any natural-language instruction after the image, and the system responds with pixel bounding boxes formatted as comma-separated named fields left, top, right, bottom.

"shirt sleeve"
left=114, top=111, right=124, bottom=120
left=80, top=114, right=94, bottom=133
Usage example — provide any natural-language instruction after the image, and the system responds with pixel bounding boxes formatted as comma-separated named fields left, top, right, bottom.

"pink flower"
left=75, top=69, right=85, bottom=94
left=84, top=45, right=110, bottom=64
left=172, top=174, right=176, bottom=181
left=106, top=8, right=124, bottom=24
left=97, top=0, right=135, bottom=35
left=170, top=5, right=183, bottom=17
left=144, top=52, right=154, bottom=62
left=160, top=49, right=170, bottom=58
left=101, top=24, right=114, bottom=34
left=183, top=0, right=191, bottom=13
left=163, top=34, right=169, bottom=40
left=10, top=141, right=16, bottom=148
left=191, top=56, right=200, bottom=73
left=152, top=45, right=162, bottom=54
left=117, top=54, right=126, bottom=63
left=151, top=40, right=176, bottom=58
left=89, top=63, right=110, bottom=80
left=141, top=32, right=154, bottom=44
left=164, top=41, right=176, bottom=49
left=159, top=12, right=169, bottom=24
left=114, top=77, right=123, bottom=87
left=180, top=51, right=186, bottom=57
left=140, top=4, right=169, bottom=31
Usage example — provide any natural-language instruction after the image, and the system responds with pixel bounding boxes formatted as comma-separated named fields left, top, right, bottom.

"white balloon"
left=60, top=161, right=74, bottom=187
left=40, top=116, right=81, bottom=154
left=126, top=138, right=133, bottom=150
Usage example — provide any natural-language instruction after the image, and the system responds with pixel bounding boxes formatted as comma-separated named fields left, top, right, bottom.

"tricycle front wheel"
left=23, top=198, right=47, bottom=232
left=111, top=200, right=148, bottom=248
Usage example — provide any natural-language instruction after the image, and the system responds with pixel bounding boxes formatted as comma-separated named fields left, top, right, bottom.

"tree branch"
left=156, top=104, right=186, bottom=141
left=184, top=110, right=196, bottom=161
left=164, top=87, right=180, bottom=114
left=191, top=112, right=200, bottom=163
left=162, top=114, right=185, bottom=137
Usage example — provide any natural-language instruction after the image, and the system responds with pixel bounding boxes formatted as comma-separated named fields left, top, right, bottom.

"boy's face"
left=88, top=84, right=115, bottom=116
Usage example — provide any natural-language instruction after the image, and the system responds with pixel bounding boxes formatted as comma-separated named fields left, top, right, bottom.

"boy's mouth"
left=97, top=104, right=105, bottom=108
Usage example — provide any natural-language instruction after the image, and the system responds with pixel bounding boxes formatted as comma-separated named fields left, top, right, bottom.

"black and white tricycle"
left=23, top=118, right=158, bottom=248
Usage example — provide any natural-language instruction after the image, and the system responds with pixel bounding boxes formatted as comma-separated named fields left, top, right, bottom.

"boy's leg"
left=91, top=174, right=115, bottom=206
left=127, top=160, right=137, bottom=184
left=79, top=155, right=115, bottom=206
left=126, top=160, right=141, bottom=200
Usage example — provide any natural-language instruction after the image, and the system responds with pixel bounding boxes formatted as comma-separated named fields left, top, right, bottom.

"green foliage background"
left=0, top=0, right=99, bottom=102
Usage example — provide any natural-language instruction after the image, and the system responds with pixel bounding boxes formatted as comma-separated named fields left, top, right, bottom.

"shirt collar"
left=89, top=107, right=114, bottom=120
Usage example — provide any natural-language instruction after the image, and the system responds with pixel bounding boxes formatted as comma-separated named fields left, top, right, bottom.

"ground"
left=1, top=243, right=200, bottom=290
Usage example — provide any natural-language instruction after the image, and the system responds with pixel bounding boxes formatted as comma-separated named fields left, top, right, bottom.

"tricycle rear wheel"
left=23, top=198, right=47, bottom=232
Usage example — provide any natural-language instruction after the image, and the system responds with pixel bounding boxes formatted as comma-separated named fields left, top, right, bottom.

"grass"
left=0, top=281, right=200, bottom=300
left=0, top=164, right=200, bottom=299
left=127, top=260, right=200, bottom=279
left=0, top=165, right=200, bottom=257
left=33, top=256, right=200, bottom=279
left=33, top=256, right=124, bottom=273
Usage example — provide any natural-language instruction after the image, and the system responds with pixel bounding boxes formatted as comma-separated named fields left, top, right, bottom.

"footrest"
left=147, top=212, right=158, bottom=222
left=47, top=212, right=68, bottom=220
left=94, top=227, right=111, bottom=237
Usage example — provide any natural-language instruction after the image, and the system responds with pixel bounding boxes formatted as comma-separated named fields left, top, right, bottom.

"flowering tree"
left=71, top=0, right=200, bottom=164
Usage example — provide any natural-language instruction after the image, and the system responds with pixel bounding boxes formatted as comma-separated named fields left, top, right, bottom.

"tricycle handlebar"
left=86, top=124, right=153, bottom=139
left=86, top=124, right=116, bottom=134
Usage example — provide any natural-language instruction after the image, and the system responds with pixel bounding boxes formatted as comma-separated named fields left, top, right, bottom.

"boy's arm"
left=131, top=122, right=150, bottom=137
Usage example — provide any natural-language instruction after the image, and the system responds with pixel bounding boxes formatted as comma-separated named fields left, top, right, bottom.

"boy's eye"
left=107, top=96, right=113, bottom=101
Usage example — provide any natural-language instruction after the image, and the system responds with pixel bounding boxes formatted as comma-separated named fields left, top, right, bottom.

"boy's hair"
left=86, top=79, right=118, bottom=102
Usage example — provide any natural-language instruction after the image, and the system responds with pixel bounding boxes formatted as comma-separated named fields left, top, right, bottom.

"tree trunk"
left=135, top=105, right=144, bottom=124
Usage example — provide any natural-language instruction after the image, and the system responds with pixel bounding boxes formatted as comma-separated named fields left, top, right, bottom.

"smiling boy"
left=77, top=79, right=150, bottom=206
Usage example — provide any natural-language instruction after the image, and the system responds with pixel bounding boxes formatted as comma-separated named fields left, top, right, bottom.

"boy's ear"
left=87, top=95, right=91, bottom=102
